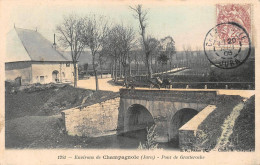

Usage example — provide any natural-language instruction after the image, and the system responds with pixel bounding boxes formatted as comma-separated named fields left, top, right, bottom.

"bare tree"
left=116, top=24, right=136, bottom=84
left=130, top=4, right=154, bottom=79
left=102, top=26, right=120, bottom=81
left=183, top=45, right=192, bottom=67
left=56, top=14, right=85, bottom=87
left=81, top=15, right=110, bottom=91
left=97, top=49, right=108, bottom=78
left=102, top=24, right=136, bottom=83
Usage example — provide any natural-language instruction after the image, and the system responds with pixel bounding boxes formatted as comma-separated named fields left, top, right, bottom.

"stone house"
left=5, top=27, right=76, bottom=85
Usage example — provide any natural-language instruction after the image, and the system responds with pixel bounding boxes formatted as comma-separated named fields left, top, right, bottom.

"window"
left=66, top=63, right=70, bottom=67
left=40, top=76, right=45, bottom=83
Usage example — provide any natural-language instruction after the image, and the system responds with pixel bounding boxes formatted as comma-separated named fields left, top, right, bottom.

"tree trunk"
left=170, top=58, right=172, bottom=70
left=119, top=56, right=122, bottom=78
left=110, top=62, right=113, bottom=78
left=129, top=63, right=132, bottom=76
left=115, top=59, right=118, bottom=82
left=146, top=54, right=153, bottom=79
left=92, top=55, right=99, bottom=91
left=137, top=62, right=139, bottom=76
left=128, top=54, right=131, bottom=77
left=150, top=56, right=152, bottom=72
left=73, top=62, right=77, bottom=87
left=100, top=62, right=103, bottom=78
left=155, top=60, right=158, bottom=73
left=123, top=65, right=127, bottom=85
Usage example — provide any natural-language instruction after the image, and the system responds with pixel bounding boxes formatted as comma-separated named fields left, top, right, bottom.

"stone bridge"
left=117, top=89, right=217, bottom=142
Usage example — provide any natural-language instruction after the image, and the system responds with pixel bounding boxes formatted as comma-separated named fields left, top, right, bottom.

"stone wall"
left=31, top=62, right=75, bottom=84
left=62, top=97, right=120, bottom=137
left=5, top=62, right=32, bottom=85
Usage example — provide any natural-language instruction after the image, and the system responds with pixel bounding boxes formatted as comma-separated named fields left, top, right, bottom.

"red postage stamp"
left=216, top=4, right=251, bottom=44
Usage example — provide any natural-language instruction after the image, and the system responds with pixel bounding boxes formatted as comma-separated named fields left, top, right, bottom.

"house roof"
left=6, top=28, right=71, bottom=63
left=61, top=51, right=92, bottom=65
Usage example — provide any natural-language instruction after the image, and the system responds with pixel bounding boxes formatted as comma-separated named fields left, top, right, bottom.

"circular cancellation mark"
left=204, top=22, right=251, bottom=69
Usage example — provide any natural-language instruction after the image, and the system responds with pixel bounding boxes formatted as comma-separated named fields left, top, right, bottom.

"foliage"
left=138, top=125, right=160, bottom=150
left=157, top=52, right=169, bottom=65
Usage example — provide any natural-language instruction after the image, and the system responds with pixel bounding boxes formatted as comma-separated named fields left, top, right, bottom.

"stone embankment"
left=62, top=96, right=120, bottom=137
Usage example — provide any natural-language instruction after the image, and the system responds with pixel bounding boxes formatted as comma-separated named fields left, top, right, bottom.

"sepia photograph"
left=0, top=0, right=259, bottom=164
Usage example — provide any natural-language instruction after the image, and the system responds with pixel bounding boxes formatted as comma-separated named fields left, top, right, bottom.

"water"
left=84, top=129, right=179, bottom=150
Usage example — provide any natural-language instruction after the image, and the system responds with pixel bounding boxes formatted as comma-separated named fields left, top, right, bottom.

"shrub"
left=138, top=125, right=160, bottom=150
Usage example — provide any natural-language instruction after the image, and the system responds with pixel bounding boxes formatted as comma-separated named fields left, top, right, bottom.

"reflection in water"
left=84, top=129, right=179, bottom=150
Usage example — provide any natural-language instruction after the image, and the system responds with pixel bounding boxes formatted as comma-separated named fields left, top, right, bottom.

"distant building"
left=5, top=27, right=76, bottom=85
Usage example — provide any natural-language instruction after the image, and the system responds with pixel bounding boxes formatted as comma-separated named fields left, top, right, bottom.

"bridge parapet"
left=120, top=89, right=217, bottom=104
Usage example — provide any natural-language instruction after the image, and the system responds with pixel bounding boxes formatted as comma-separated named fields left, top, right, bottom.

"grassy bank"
left=229, top=95, right=255, bottom=151
left=5, top=83, right=118, bottom=120
left=5, top=83, right=118, bottom=148
left=197, top=95, right=243, bottom=150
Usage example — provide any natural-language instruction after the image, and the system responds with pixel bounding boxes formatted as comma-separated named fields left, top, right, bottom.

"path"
left=77, top=77, right=255, bottom=98
left=77, top=77, right=121, bottom=92
left=214, top=102, right=245, bottom=150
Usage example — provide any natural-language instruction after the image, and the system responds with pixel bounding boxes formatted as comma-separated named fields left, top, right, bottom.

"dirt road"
left=77, top=77, right=255, bottom=98
left=77, top=77, right=121, bottom=92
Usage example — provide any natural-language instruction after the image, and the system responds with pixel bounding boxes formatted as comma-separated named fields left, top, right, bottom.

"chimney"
left=53, top=33, right=56, bottom=49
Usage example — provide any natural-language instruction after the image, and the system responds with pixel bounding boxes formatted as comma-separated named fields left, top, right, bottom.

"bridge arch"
left=125, top=104, right=155, bottom=132
left=169, top=108, right=198, bottom=146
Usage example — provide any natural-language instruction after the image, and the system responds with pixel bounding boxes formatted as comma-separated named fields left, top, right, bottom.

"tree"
left=98, top=48, right=108, bottom=78
left=81, top=15, right=110, bottom=91
left=146, top=37, right=160, bottom=73
left=102, top=26, right=120, bottom=82
left=130, top=5, right=154, bottom=79
left=160, top=36, right=176, bottom=70
left=56, top=14, right=85, bottom=87
left=157, top=52, right=169, bottom=72
left=183, top=45, right=192, bottom=67
left=115, top=24, right=136, bottom=85
left=102, top=24, right=136, bottom=83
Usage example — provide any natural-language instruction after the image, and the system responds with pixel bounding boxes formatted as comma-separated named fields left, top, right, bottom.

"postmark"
left=204, top=22, right=251, bottom=69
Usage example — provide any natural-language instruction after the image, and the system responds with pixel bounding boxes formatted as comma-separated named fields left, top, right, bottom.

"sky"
left=5, top=1, right=216, bottom=51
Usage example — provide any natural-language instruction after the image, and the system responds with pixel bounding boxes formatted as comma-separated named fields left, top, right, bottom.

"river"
left=83, top=129, right=179, bottom=150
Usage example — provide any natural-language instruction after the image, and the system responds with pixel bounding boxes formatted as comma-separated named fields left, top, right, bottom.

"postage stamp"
left=216, top=4, right=251, bottom=36
left=204, top=4, right=252, bottom=69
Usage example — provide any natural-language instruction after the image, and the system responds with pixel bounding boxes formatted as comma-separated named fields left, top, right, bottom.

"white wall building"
left=5, top=27, right=76, bottom=85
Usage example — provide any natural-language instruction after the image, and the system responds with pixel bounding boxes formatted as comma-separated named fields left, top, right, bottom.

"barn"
left=5, top=27, right=76, bottom=85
